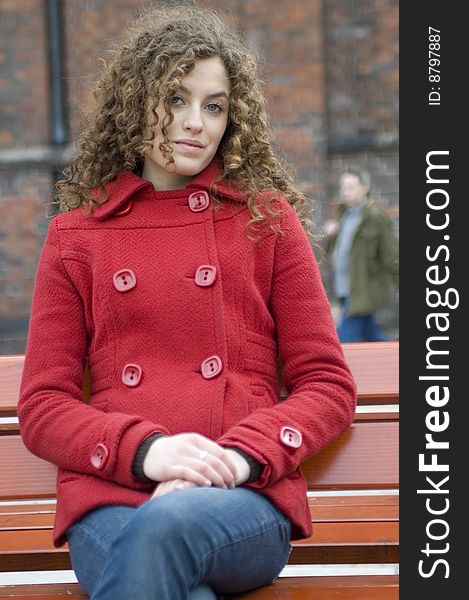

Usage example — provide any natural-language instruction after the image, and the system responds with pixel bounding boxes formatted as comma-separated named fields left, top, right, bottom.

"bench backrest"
left=0, top=342, right=399, bottom=500
left=0, top=342, right=398, bottom=414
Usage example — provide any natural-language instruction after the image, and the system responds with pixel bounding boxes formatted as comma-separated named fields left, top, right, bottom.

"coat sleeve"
left=378, top=212, right=399, bottom=287
left=217, top=200, right=357, bottom=489
left=18, top=218, right=169, bottom=489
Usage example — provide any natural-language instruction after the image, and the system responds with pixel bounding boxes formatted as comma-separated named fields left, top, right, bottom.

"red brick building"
left=0, top=0, right=398, bottom=352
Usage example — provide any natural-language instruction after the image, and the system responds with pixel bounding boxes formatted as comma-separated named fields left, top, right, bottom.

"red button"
left=188, top=191, right=210, bottom=212
left=114, top=199, right=134, bottom=217
left=201, top=355, right=223, bottom=379
left=91, top=443, right=109, bottom=469
left=122, top=363, right=143, bottom=387
left=113, top=269, right=137, bottom=292
left=195, top=265, right=217, bottom=287
left=280, top=426, right=303, bottom=449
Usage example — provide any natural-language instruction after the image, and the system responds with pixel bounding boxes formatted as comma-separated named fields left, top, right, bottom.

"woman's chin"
left=172, top=156, right=212, bottom=177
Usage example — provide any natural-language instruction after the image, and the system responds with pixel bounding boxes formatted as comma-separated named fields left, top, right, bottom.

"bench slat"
left=233, top=575, right=399, bottom=598
left=0, top=504, right=56, bottom=516
left=0, top=584, right=87, bottom=599
left=0, top=497, right=398, bottom=532
left=303, top=422, right=398, bottom=490
left=308, top=496, right=398, bottom=522
left=0, top=513, right=55, bottom=530
left=0, top=438, right=57, bottom=500
left=297, top=521, right=398, bottom=547
left=0, top=514, right=398, bottom=570
left=0, top=576, right=399, bottom=599
left=289, top=544, right=398, bottom=565
left=0, top=357, right=24, bottom=415
left=341, top=342, right=398, bottom=403
left=0, top=520, right=398, bottom=551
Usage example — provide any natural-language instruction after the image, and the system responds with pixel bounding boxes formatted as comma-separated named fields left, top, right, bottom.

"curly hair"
left=54, top=3, right=313, bottom=239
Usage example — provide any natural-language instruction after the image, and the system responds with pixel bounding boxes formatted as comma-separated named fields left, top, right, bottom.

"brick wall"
left=64, top=0, right=149, bottom=142
left=0, top=0, right=52, bottom=351
left=324, top=0, right=399, bottom=207
left=0, top=0, right=49, bottom=148
left=0, top=170, right=52, bottom=352
left=0, top=0, right=399, bottom=352
left=236, top=0, right=327, bottom=198
left=325, top=0, right=398, bottom=147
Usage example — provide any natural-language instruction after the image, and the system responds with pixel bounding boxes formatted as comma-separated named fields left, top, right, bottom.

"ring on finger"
left=198, top=450, right=209, bottom=461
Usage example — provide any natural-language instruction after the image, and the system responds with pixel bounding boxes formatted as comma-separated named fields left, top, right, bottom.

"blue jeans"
left=67, top=486, right=292, bottom=600
left=337, top=297, right=392, bottom=343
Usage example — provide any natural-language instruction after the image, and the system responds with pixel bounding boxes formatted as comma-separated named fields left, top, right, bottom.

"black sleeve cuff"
left=225, top=446, right=263, bottom=484
left=132, top=433, right=167, bottom=483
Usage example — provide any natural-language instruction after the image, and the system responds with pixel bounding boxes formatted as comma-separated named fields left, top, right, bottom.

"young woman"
left=18, top=5, right=356, bottom=599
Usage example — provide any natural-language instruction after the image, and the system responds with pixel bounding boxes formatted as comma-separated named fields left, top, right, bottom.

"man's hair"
left=341, top=167, right=371, bottom=191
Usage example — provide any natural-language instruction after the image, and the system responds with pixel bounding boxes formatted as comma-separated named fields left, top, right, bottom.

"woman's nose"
left=183, top=106, right=203, bottom=132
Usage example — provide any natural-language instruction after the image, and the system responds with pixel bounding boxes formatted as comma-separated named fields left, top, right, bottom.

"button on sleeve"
left=279, top=426, right=303, bottom=449
left=91, top=443, right=109, bottom=469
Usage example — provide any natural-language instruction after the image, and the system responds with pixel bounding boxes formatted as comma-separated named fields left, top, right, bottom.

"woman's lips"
left=174, top=141, right=205, bottom=153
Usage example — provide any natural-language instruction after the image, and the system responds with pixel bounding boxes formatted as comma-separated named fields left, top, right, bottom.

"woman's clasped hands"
left=143, top=433, right=251, bottom=498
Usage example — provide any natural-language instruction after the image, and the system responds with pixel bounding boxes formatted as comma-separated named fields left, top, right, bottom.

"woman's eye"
left=170, top=95, right=184, bottom=105
left=206, top=103, right=223, bottom=113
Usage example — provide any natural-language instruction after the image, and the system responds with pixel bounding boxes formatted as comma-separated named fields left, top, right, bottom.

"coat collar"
left=91, top=156, right=246, bottom=221
left=185, top=156, right=246, bottom=204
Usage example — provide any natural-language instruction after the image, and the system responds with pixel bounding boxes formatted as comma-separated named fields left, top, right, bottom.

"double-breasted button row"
left=113, top=190, right=220, bottom=387
left=113, top=264, right=217, bottom=291
left=120, top=356, right=223, bottom=387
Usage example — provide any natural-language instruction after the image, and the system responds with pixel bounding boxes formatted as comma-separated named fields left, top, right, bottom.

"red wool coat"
left=18, top=158, right=356, bottom=546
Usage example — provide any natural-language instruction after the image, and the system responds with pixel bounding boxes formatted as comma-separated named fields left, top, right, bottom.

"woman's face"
left=143, top=57, right=230, bottom=190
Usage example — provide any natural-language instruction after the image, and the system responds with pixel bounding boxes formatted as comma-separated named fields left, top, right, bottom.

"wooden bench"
left=0, top=342, right=399, bottom=598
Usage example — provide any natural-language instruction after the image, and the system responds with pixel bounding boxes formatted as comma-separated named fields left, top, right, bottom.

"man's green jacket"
left=327, top=201, right=399, bottom=316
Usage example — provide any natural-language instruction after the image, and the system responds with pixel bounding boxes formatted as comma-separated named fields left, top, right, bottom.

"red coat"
left=18, top=158, right=356, bottom=546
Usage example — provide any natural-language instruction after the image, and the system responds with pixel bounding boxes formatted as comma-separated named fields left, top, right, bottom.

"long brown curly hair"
left=54, top=3, right=313, bottom=239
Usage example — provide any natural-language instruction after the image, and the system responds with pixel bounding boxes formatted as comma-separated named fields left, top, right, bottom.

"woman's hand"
left=151, top=478, right=196, bottom=498
left=149, top=447, right=251, bottom=499
left=223, top=448, right=251, bottom=486
left=143, top=433, right=238, bottom=489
